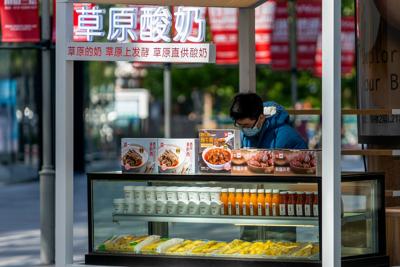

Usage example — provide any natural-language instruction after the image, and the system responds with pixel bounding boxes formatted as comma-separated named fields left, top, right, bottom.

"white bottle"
left=134, top=201, right=145, bottom=214
left=126, top=200, right=135, bottom=214
left=156, top=200, right=167, bottom=215
left=145, top=187, right=156, bottom=202
left=133, top=186, right=145, bottom=201
left=145, top=200, right=156, bottom=214
left=210, top=201, right=221, bottom=216
left=113, top=198, right=125, bottom=214
left=166, top=200, right=178, bottom=215
left=155, top=186, right=167, bottom=202
left=166, top=187, right=178, bottom=202
left=210, top=187, right=222, bottom=202
left=124, top=186, right=135, bottom=202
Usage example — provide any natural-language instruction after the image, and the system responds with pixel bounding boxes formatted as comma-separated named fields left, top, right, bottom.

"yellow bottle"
left=227, top=188, right=236, bottom=215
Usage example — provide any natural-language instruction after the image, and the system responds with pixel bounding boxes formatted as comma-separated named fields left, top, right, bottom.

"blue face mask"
left=242, top=125, right=261, bottom=137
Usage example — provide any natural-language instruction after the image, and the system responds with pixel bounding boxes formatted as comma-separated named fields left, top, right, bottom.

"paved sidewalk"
left=0, top=174, right=88, bottom=267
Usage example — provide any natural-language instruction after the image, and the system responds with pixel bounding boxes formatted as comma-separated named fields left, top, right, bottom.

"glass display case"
left=85, top=172, right=389, bottom=267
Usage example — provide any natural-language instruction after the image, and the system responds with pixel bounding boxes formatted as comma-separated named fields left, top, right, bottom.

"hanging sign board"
left=66, top=5, right=215, bottom=63
left=0, top=0, right=40, bottom=42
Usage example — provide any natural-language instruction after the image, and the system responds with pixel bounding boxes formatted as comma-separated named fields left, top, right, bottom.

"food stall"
left=55, top=1, right=389, bottom=267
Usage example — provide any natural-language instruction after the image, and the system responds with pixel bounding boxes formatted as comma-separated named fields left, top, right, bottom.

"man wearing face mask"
left=230, top=93, right=307, bottom=149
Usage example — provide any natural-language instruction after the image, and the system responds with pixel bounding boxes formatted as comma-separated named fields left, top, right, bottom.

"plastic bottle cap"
left=243, top=189, right=250, bottom=193
left=221, top=188, right=228, bottom=192
left=228, top=188, right=236, bottom=193
left=257, top=189, right=265, bottom=193
left=288, top=191, right=295, bottom=194
left=314, top=192, right=318, bottom=195
left=265, top=189, right=272, bottom=193
left=305, top=192, right=312, bottom=195
left=250, top=189, right=257, bottom=193
left=236, top=189, right=243, bottom=193
left=145, top=187, right=154, bottom=191
left=296, top=192, right=304, bottom=194
left=272, top=189, right=280, bottom=193
left=280, top=191, right=287, bottom=194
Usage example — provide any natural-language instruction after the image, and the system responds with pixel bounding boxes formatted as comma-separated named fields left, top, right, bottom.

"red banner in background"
left=0, top=0, right=40, bottom=42
left=270, top=0, right=289, bottom=70
left=314, top=16, right=356, bottom=77
left=255, top=1, right=276, bottom=64
left=296, top=0, right=321, bottom=70
left=341, top=16, right=355, bottom=75
left=208, top=7, right=238, bottom=64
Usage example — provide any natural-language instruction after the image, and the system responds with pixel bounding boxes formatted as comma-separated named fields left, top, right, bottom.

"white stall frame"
left=55, top=0, right=341, bottom=266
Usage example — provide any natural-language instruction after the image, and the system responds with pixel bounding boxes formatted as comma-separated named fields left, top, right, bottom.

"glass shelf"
left=111, top=212, right=370, bottom=227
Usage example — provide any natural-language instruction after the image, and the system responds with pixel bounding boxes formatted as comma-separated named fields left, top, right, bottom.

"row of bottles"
left=220, top=188, right=318, bottom=217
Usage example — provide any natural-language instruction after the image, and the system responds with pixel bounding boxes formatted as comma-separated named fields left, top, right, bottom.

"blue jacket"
left=241, top=101, right=307, bottom=149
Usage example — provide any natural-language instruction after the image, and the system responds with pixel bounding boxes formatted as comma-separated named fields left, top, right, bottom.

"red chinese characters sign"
left=255, top=1, right=276, bottom=64
left=208, top=7, right=238, bottom=64
left=65, top=42, right=215, bottom=63
left=296, top=0, right=321, bottom=70
left=270, top=0, right=289, bottom=70
left=314, top=16, right=355, bottom=77
left=0, top=0, right=40, bottom=42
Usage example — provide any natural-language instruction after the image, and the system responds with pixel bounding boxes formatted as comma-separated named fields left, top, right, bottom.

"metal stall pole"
left=239, top=8, right=256, bottom=93
left=288, top=0, right=297, bottom=106
left=321, top=0, right=341, bottom=266
left=39, top=0, right=55, bottom=263
left=164, top=63, right=172, bottom=138
left=55, top=0, right=74, bottom=266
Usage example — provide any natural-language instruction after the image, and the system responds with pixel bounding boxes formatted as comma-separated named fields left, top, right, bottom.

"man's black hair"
left=230, top=93, right=263, bottom=121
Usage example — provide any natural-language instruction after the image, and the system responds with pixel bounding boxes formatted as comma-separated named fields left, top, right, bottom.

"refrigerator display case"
left=85, top=172, right=389, bottom=267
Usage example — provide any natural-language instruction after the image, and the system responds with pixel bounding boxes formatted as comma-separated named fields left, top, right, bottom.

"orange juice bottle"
left=249, top=189, right=258, bottom=216
left=235, top=189, right=243, bottom=216
left=220, top=189, right=228, bottom=215
left=227, top=188, right=236, bottom=215
left=265, top=189, right=272, bottom=216
left=242, top=189, right=250, bottom=216
left=257, top=189, right=265, bottom=216
left=271, top=189, right=280, bottom=216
